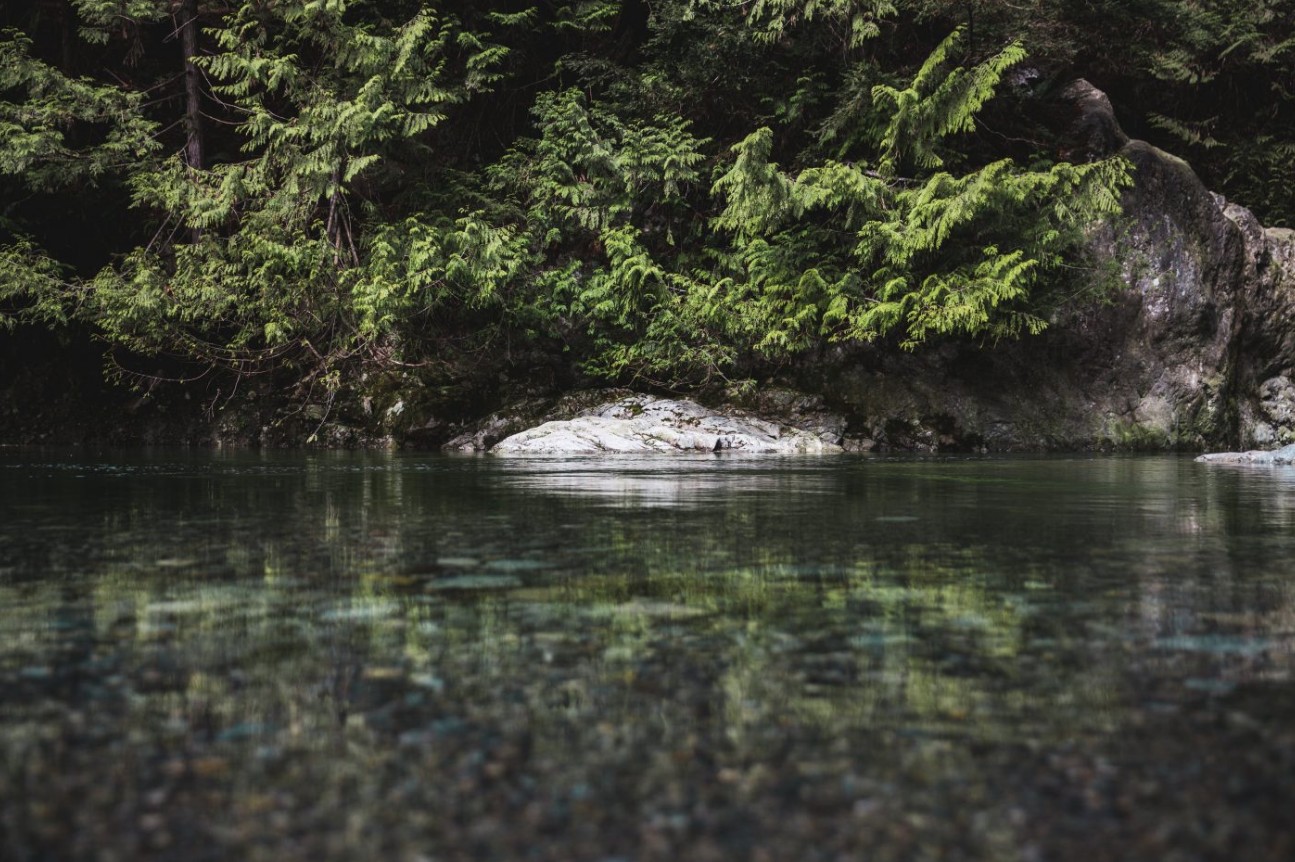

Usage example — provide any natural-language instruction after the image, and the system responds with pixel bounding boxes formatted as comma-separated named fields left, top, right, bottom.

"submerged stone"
left=320, top=600, right=402, bottom=621
left=483, top=559, right=551, bottom=572
left=425, top=574, right=523, bottom=591
left=435, top=556, right=481, bottom=568
left=1155, top=634, right=1273, bottom=655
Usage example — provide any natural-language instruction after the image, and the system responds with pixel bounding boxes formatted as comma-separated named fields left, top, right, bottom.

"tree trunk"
left=60, top=0, right=75, bottom=73
left=179, top=0, right=204, bottom=170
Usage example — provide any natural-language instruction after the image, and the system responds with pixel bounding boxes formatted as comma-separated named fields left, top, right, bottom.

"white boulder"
left=491, top=395, right=840, bottom=454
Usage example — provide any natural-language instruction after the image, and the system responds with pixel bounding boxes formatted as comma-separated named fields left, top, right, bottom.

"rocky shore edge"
left=1195, top=443, right=1295, bottom=465
left=6, top=81, right=1295, bottom=454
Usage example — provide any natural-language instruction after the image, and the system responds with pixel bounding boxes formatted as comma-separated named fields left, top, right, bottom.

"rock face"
left=490, top=394, right=841, bottom=454
left=1196, top=443, right=1295, bottom=465
left=800, top=79, right=1295, bottom=452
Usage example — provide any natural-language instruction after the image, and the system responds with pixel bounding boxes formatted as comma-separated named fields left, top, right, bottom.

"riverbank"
left=7, top=83, right=1294, bottom=454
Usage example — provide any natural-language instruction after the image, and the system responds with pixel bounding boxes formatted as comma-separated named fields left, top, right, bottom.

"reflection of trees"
left=3, top=452, right=1295, bottom=859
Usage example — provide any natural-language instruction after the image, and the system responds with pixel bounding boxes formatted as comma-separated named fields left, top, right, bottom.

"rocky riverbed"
left=4, top=451, right=1295, bottom=861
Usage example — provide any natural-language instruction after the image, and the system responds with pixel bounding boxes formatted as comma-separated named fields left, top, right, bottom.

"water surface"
left=2, top=451, right=1293, bottom=860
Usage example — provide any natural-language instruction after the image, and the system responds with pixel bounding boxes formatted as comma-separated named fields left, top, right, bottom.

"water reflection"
left=2, top=451, right=1294, bottom=860
left=484, top=454, right=842, bottom=506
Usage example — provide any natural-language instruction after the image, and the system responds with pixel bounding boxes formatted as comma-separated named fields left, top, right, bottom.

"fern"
left=0, top=30, right=160, bottom=190
left=704, top=32, right=1130, bottom=354
left=688, top=1, right=896, bottom=49
left=1, top=2, right=1154, bottom=402
left=873, top=28, right=1027, bottom=175
left=0, top=239, right=71, bottom=330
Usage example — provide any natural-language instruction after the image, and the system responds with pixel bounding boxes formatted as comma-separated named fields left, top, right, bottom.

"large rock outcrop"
left=798, top=80, right=1295, bottom=452
left=489, top=394, right=841, bottom=454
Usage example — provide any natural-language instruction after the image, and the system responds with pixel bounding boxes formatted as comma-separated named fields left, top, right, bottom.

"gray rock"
left=723, top=386, right=847, bottom=446
left=808, top=81, right=1295, bottom=452
left=490, top=395, right=840, bottom=454
left=443, top=391, right=639, bottom=452
left=1196, top=443, right=1295, bottom=465
left=443, top=399, right=551, bottom=452
left=1060, top=79, right=1129, bottom=158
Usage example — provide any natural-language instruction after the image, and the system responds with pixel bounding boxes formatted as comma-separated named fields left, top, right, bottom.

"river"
left=1, top=451, right=1293, bottom=860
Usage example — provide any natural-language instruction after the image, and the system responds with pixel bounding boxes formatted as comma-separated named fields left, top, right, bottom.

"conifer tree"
left=83, top=0, right=514, bottom=394
left=0, top=13, right=161, bottom=329
left=487, top=24, right=1129, bottom=383
left=2, top=0, right=1205, bottom=415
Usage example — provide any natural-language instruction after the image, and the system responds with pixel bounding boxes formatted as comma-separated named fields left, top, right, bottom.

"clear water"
left=2, top=451, right=1293, bottom=860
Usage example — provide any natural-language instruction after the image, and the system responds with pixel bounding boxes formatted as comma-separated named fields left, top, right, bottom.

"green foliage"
left=552, top=1, right=621, bottom=33
left=706, top=140, right=1127, bottom=355
left=533, top=28, right=1130, bottom=378
left=688, top=0, right=897, bottom=49
left=894, top=0, right=1295, bottom=227
left=0, top=30, right=159, bottom=190
left=71, top=0, right=167, bottom=46
left=357, top=213, right=529, bottom=337
left=1131, top=0, right=1295, bottom=225
left=871, top=28, right=1027, bottom=175
left=0, top=239, right=70, bottom=330
left=1, top=0, right=1154, bottom=406
left=82, top=0, right=516, bottom=384
left=494, top=88, right=708, bottom=236
left=0, top=22, right=161, bottom=332
left=196, top=0, right=466, bottom=239
left=483, top=87, right=721, bottom=381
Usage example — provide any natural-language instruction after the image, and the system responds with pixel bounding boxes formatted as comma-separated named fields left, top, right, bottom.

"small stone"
left=362, top=666, right=404, bottom=680
left=435, top=557, right=481, bottom=568
left=190, top=757, right=229, bottom=777
left=483, top=559, right=550, bottom=572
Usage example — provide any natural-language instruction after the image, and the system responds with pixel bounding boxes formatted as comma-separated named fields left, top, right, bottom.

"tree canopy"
left=1, top=1, right=1284, bottom=408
